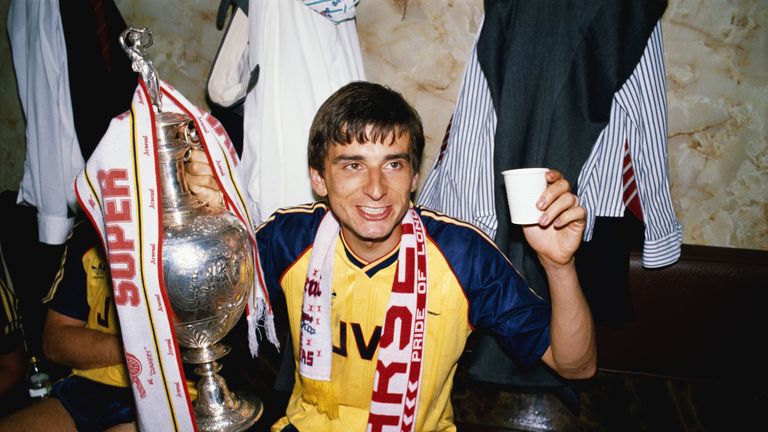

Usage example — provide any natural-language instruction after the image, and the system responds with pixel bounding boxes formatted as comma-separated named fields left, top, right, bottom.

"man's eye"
left=345, top=163, right=360, bottom=170
left=388, top=161, right=403, bottom=169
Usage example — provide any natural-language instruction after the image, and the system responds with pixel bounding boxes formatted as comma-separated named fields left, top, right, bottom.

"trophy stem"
left=183, top=343, right=231, bottom=365
left=190, top=349, right=263, bottom=432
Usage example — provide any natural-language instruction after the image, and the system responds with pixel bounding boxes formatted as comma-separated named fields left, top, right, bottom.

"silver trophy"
left=120, top=27, right=262, bottom=431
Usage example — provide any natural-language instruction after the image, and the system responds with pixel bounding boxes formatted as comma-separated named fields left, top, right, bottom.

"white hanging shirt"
left=240, top=0, right=365, bottom=220
left=8, top=0, right=83, bottom=245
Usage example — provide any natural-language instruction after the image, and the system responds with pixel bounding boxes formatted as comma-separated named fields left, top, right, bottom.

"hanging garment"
left=482, top=0, right=666, bottom=295
left=58, top=0, right=137, bottom=161
left=417, top=0, right=671, bottom=388
left=207, top=0, right=253, bottom=157
left=238, top=0, right=365, bottom=221
left=300, top=0, right=358, bottom=23
left=8, top=0, right=84, bottom=244
left=576, top=22, right=681, bottom=269
left=418, top=26, right=499, bottom=238
left=208, top=0, right=253, bottom=112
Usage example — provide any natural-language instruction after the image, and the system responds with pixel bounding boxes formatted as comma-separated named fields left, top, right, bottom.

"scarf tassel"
left=301, top=377, right=339, bottom=419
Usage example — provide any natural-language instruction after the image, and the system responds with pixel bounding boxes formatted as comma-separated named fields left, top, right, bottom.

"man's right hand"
left=185, top=149, right=224, bottom=208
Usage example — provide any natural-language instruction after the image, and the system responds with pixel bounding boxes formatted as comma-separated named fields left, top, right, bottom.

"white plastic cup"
left=502, top=168, right=549, bottom=225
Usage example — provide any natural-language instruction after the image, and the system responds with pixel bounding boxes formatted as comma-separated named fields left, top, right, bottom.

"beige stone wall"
left=663, top=0, right=767, bottom=249
left=1, top=0, right=765, bottom=250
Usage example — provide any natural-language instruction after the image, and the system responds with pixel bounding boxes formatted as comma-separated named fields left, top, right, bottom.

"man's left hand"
left=522, top=170, right=586, bottom=268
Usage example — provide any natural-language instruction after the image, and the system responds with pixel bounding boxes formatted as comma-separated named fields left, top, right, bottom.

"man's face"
left=310, top=131, right=419, bottom=261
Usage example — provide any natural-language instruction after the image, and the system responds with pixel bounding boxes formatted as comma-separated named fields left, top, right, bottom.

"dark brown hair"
left=307, top=81, right=424, bottom=174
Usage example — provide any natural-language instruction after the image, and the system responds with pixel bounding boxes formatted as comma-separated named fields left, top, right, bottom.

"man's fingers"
left=188, top=184, right=223, bottom=208
left=538, top=191, right=576, bottom=226
left=552, top=200, right=586, bottom=228
left=185, top=150, right=216, bottom=175
left=545, top=169, right=562, bottom=183
left=536, top=178, right=570, bottom=212
left=188, top=148, right=209, bottom=164
left=185, top=159, right=216, bottom=177
left=184, top=149, right=223, bottom=208
left=185, top=149, right=221, bottom=192
left=185, top=164, right=219, bottom=190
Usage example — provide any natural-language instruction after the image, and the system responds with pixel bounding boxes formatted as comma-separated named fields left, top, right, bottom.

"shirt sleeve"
left=254, top=204, right=326, bottom=301
left=466, top=238, right=551, bottom=367
left=576, top=21, right=681, bottom=267
left=417, top=40, right=499, bottom=238
left=423, top=211, right=551, bottom=367
left=255, top=215, right=284, bottom=301
left=617, top=22, right=682, bottom=267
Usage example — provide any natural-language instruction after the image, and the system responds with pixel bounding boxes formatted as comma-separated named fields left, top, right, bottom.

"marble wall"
left=1, top=0, right=765, bottom=251
left=663, top=0, right=767, bottom=250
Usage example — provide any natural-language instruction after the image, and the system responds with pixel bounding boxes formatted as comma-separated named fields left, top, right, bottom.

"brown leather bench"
left=595, top=244, right=768, bottom=382
left=453, top=243, right=768, bottom=431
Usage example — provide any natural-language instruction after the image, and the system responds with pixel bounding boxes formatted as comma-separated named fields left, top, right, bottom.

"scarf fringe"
left=247, top=298, right=280, bottom=357
left=301, top=377, right=339, bottom=419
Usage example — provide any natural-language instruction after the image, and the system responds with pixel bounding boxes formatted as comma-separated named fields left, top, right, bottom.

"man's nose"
left=363, top=169, right=386, bottom=200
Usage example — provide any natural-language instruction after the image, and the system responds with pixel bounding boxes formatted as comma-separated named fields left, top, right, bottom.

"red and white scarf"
left=290, top=207, right=428, bottom=430
left=75, top=80, right=277, bottom=431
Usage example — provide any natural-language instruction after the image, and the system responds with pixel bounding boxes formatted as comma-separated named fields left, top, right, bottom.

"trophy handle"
left=119, top=26, right=163, bottom=113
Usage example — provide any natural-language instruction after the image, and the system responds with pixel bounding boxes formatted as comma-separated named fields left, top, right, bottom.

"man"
left=0, top=219, right=136, bottom=431
left=186, top=81, right=595, bottom=431
left=0, top=258, right=26, bottom=417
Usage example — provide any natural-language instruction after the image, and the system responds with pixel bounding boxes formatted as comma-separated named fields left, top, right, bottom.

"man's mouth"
left=359, top=206, right=389, bottom=219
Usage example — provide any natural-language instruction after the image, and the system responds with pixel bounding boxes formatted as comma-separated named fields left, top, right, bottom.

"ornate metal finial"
left=119, top=26, right=162, bottom=112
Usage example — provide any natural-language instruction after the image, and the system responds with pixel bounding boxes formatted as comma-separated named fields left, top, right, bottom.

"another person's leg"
left=0, top=397, right=78, bottom=431
left=105, top=422, right=138, bottom=432
left=0, top=375, right=136, bottom=432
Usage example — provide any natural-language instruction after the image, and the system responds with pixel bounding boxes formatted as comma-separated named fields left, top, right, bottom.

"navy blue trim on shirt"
left=339, top=234, right=399, bottom=278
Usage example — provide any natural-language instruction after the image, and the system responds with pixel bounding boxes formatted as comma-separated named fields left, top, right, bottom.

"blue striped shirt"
left=418, top=30, right=499, bottom=238
left=418, top=21, right=681, bottom=268
left=577, top=22, right=681, bottom=268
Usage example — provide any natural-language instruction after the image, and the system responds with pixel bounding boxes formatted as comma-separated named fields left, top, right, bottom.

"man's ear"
left=310, top=167, right=328, bottom=197
left=410, top=172, right=420, bottom=193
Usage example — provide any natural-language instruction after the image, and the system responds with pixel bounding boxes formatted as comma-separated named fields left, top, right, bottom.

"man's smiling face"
left=310, top=130, right=418, bottom=261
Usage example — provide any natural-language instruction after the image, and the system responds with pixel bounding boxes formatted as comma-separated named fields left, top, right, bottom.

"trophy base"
left=192, top=357, right=264, bottom=432
left=195, top=390, right=263, bottom=432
